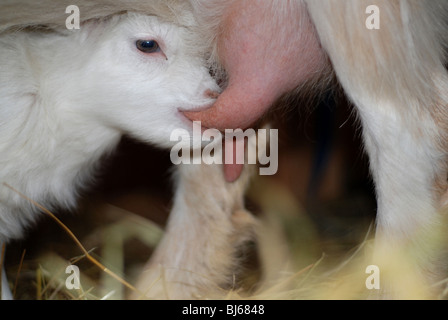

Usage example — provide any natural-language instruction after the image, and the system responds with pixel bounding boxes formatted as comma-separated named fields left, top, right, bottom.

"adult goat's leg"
left=307, top=0, right=448, bottom=297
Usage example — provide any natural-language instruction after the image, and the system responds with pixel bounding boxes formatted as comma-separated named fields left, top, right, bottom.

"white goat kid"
left=0, top=8, right=248, bottom=299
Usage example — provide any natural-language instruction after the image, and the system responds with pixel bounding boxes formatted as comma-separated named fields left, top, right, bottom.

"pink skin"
left=184, top=1, right=327, bottom=181
left=184, top=1, right=326, bottom=130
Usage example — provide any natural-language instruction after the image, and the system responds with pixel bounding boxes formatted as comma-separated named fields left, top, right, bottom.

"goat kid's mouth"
left=177, top=107, right=211, bottom=132
left=176, top=107, right=245, bottom=183
left=178, top=102, right=214, bottom=115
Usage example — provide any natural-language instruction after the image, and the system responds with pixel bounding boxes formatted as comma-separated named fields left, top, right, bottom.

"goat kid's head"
left=59, top=12, right=219, bottom=148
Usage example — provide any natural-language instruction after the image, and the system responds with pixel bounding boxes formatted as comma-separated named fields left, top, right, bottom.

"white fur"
left=133, top=161, right=255, bottom=299
left=3, top=0, right=448, bottom=300
left=0, top=11, right=219, bottom=242
left=0, top=2, right=255, bottom=301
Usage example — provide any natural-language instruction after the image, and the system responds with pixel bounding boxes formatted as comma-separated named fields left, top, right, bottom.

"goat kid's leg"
left=132, top=163, right=255, bottom=300
left=307, top=0, right=448, bottom=297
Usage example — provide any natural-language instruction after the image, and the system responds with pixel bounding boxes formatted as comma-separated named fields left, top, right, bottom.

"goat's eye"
left=136, top=40, right=160, bottom=53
